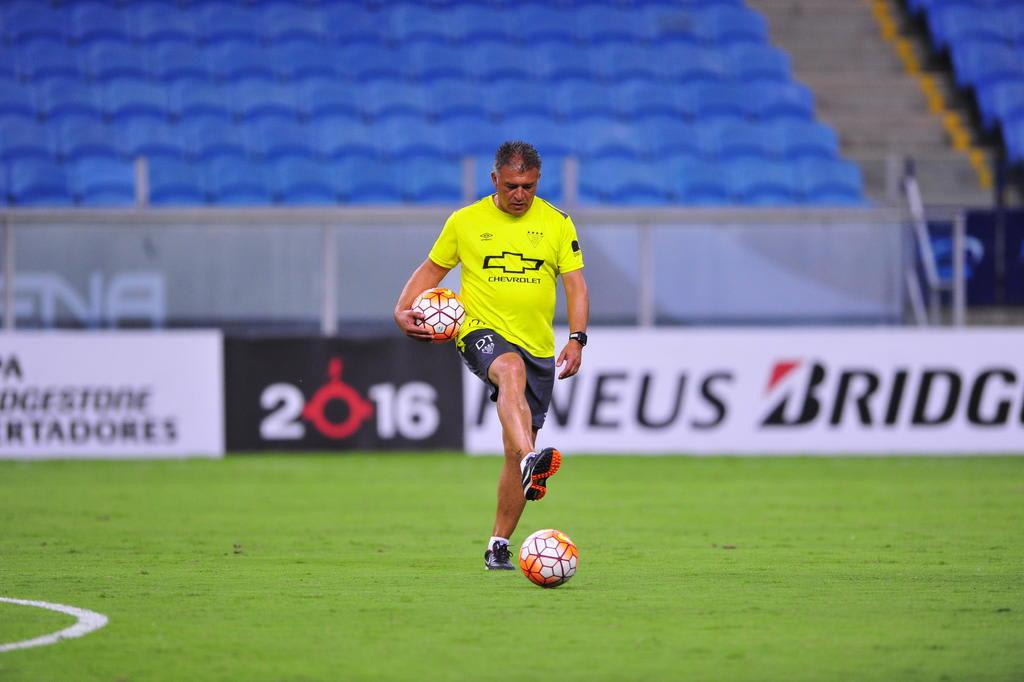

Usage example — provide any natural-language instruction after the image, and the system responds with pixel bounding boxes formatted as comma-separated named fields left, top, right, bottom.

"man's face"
left=491, top=162, right=540, bottom=216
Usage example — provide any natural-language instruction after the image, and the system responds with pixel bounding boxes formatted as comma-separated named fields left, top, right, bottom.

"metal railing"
left=1, top=205, right=906, bottom=333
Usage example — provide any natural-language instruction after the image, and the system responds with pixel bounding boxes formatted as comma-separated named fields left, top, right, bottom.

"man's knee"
left=488, top=352, right=526, bottom=389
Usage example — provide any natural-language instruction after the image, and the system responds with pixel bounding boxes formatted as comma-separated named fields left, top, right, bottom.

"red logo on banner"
left=302, top=358, right=374, bottom=439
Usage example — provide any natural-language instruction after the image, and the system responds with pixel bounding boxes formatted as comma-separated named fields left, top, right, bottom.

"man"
left=393, top=141, right=590, bottom=571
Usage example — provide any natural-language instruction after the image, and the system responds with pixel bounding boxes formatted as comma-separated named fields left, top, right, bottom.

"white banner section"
left=464, top=328, right=1024, bottom=455
left=0, top=331, right=223, bottom=458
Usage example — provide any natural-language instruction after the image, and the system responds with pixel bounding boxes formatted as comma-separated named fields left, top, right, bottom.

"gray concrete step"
left=820, top=112, right=950, bottom=149
left=851, top=151, right=990, bottom=204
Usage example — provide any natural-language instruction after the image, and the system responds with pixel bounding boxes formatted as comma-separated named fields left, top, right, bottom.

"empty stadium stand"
left=907, top=0, right=1024, bottom=168
left=0, top=0, right=866, bottom=207
left=750, top=0, right=992, bottom=205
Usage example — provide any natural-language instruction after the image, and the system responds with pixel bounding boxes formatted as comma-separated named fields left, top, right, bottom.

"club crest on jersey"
left=527, top=230, right=543, bottom=247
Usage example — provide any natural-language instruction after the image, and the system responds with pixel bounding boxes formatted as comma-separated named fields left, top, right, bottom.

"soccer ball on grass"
left=519, top=529, right=578, bottom=588
left=413, top=287, right=464, bottom=342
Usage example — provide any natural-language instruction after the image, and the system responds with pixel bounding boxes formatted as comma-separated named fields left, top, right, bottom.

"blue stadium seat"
left=405, top=44, right=469, bottom=82
left=574, top=6, right=656, bottom=44
left=517, top=6, right=575, bottom=43
left=976, top=79, right=1024, bottom=129
left=449, top=5, right=519, bottom=44
left=196, top=3, right=262, bottom=45
left=148, top=44, right=211, bottom=82
left=442, top=115, right=502, bottom=157
left=0, top=46, right=15, bottom=80
left=553, top=81, right=620, bottom=120
left=54, top=117, right=121, bottom=161
left=272, top=158, right=340, bottom=205
left=209, top=41, right=278, bottom=81
left=404, top=158, right=463, bottom=203
left=389, top=5, right=451, bottom=44
left=322, top=7, right=389, bottom=46
left=594, top=45, right=661, bottom=83
left=643, top=6, right=700, bottom=44
left=374, top=115, right=447, bottom=160
left=572, top=120, right=648, bottom=159
left=928, top=5, right=1006, bottom=49
left=621, top=83, right=691, bottom=119
left=17, top=40, right=82, bottom=81
left=951, top=42, right=1023, bottom=89
left=657, top=44, right=727, bottom=83
left=2, top=3, right=67, bottom=45
left=7, top=159, right=73, bottom=206
left=244, top=119, right=315, bottom=160
left=33, top=79, right=104, bottom=121
left=529, top=44, right=597, bottom=82
left=692, top=6, right=769, bottom=45
left=1004, top=120, right=1024, bottom=163
left=581, top=158, right=670, bottom=205
left=71, top=2, right=131, bottom=45
left=229, top=79, right=302, bottom=121
left=119, top=118, right=185, bottom=160
left=341, top=45, right=404, bottom=82
left=0, top=117, right=58, bottom=161
left=465, top=42, right=534, bottom=81
left=345, top=158, right=403, bottom=204
left=148, top=158, right=207, bottom=205
left=723, top=44, right=791, bottom=82
left=478, top=78, right=553, bottom=118
left=676, top=158, right=731, bottom=205
left=169, top=80, right=233, bottom=121
left=727, top=158, right=799, bottom=205
left=206, top=158, right=273, bottom=205
left=713, top=121, right=780, bottom=160
left=694, top=83, right=747, bottom=121
left=499, top=115, right=573, bottom=157
left=103, top=78, right=170, bottom=121
left=129, top=4, right=198, bottom=45
left=427, top=79, right=489, bottom=120
left=258, top=5, right=326, bottom=44
left=640, top=115, right=702, bottom=158
left=86, top=41, right=149, bottom=81
left=0, top=77, right=37, bottom=119
left=300, top=79, right=362, bottom=120
left=312, top=115, right=378, bottom=159
left=68, top=158, right=135, bottom=206
left=747, top=82, right=816, bottom=120
left=273, top=43, right=342, bottom=81
left=180, top=118, right=248, bottom=161
left=772, top=120, right=840, bottom=159
left=796, top=158, right=865, bottom=205
left=362, top=80, right=429, bottom=120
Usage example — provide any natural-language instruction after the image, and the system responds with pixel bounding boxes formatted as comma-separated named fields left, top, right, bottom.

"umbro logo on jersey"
left=483, top=252, right=544, bottom=274
left=480, top=232, right=493, bottom=241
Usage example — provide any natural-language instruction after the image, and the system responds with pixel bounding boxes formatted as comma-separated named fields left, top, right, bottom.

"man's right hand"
left=394, top=308, right=435, bottom=342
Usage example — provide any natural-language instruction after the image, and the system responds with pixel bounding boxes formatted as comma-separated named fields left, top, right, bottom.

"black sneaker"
left=484, top=541, right=514, bottom=570
left=521, top=447, right=562, bottom=501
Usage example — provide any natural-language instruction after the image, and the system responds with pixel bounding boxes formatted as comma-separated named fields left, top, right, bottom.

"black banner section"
left=225, top=337, right=463, bottom=452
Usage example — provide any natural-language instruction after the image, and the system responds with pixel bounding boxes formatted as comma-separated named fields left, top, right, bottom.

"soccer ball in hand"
left=413, top=287, right=465, bottom=343
left=519, top=529, right=578, bottom=588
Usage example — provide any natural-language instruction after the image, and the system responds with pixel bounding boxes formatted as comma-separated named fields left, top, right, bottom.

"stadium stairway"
left=749, top=0, right=992, bottom=206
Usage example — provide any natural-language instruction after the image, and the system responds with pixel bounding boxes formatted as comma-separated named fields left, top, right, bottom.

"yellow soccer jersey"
left=428, top=194, right=584, bottom=358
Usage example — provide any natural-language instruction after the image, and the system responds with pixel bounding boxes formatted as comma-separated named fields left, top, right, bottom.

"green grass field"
left=0, top=455, right=1022, bottom=681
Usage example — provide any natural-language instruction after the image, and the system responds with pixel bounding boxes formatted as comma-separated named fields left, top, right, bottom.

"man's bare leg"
left=487, top=353, right=535, bottom=539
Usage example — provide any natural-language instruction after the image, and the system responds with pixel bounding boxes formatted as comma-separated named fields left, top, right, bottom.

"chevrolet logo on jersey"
left=482, top=252, right=544, bottom=274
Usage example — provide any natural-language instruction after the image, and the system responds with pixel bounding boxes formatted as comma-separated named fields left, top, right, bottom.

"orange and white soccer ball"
left=413, top=287, right=465, bottom=342
left=519, top=529, right=578, bottom=588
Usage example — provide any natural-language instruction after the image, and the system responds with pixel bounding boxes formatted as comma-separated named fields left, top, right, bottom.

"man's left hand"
left=556, top=341, right=583, bottom=379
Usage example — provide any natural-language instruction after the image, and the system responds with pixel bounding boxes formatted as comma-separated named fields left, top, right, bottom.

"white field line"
left=0, top=597, right=109, bottom=653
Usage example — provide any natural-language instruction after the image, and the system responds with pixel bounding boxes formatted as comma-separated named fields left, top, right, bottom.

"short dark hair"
left=493, top=140, right=541, bottom=174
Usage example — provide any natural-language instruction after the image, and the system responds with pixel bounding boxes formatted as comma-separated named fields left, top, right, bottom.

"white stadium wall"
left=0, top=331, right=224, bottom=458
left=465, top=328, right=1024, bottom=455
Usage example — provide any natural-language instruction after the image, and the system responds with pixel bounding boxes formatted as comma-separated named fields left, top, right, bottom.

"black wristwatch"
left=569, top=331, right=588, bottom=347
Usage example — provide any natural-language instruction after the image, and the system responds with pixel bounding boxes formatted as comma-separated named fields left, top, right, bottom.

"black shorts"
left=459, top=329, right=555, bottom=430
